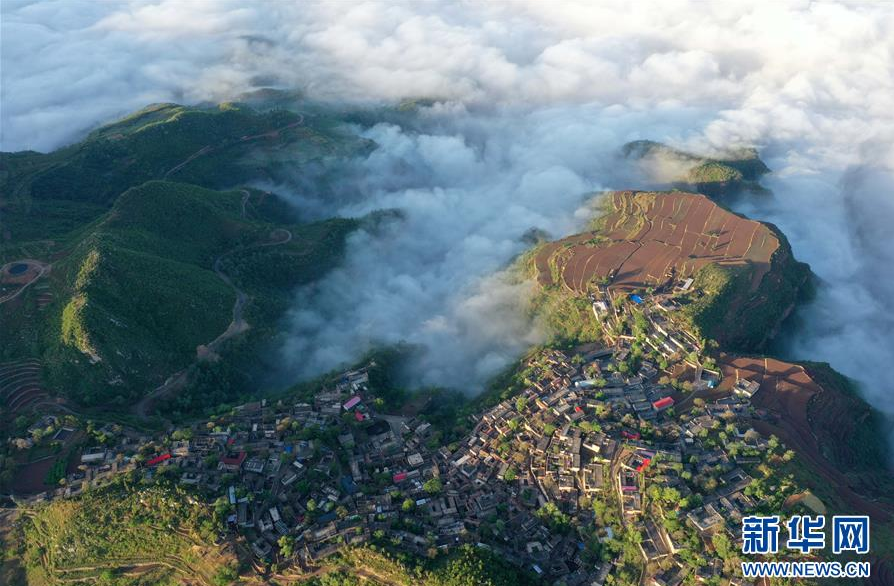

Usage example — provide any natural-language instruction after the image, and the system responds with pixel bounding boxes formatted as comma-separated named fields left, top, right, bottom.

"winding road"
left=162, top=115, right=304, bottom=181
left=133, top=190, right=291, bottom=420
left=0, top=260, right=49, bottom=305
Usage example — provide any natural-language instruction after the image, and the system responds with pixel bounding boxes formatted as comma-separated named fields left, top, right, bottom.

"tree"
left=212, top=565, right=239, bottom=586
left=515, top=396, right=528, bottom=412
left=402, top=498, right=416, bottom=512
left=712, top=532, right=735, bottom=561
left=423, top=478, right=443, bottom=495
left=278, top=535, right=296, bottom=558
left=536, top=502, right=571, bottom=533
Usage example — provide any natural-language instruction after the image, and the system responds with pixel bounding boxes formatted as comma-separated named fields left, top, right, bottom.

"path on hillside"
left=275, top=563, right=408, bottom=586
left=0, top=260, right=49, bottom=305
left=163, top=115, right=304, bottom=180
left=133, top=191, right=291, bottom=420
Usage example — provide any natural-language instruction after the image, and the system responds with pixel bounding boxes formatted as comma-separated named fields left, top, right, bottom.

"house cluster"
left=29, top=287, right=797, bottom=586
left=450, top=341, right=772, bottom=586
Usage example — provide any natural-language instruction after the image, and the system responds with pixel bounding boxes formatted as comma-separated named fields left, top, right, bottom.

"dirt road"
left=163, top=116, right=304, bottom=180
left=0, top=260, right=49, bottom=305
left=133, top=194, right=291, bottom=419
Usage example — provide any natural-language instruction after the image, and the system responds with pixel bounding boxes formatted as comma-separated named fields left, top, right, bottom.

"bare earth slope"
left=535, top=190, right=778, bottom=292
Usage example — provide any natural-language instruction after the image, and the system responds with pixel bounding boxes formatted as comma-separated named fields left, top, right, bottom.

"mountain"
left=0, top=99, right=373, bottom=415
left=621, top=140, right=771, bottom=199
left=6, top=181, right=355, bottom=409
left=1, top=100, right=369, bottom=243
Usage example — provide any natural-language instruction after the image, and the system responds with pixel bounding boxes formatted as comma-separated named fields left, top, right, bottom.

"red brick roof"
left=146, top=453, right=171, bottom=466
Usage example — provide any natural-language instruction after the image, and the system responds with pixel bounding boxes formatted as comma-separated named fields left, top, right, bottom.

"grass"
left=529, top=286, right=602, bottom=345
left=15, top=480, right=232, bottom=586
left=328, top=544, right=542, bottom=586
left=686, top=161, right=743, bottom=184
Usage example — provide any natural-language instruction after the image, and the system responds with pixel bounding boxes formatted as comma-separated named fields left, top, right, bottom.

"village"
left=9, top=283, right=805, bottom=586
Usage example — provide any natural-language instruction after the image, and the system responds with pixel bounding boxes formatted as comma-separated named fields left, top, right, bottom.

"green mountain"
left=622, top=139, right=770, bottom=199
left=32, top=181, right=357, bottom=408
left=0, top=99, right=372, bottom=414
left=1, top=101, right=369, bottom=243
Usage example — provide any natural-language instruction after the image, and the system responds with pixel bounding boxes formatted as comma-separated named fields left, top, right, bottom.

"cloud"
left=3, top=1, right=894, bottom=442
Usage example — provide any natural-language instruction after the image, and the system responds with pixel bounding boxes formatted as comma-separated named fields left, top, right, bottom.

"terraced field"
left=0, top=359, right=48, bottom=413
left=535, top=191, right=779, bottom=292
left=18, top=483, right=236, bottom=586
left=718, top=356, right=894, bottom=521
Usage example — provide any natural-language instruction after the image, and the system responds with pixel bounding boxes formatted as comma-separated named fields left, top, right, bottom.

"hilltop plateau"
left=529, top=190, right=810, bottom=351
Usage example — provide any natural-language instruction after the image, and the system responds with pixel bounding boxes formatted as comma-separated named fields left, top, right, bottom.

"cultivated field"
left=0, top=359, right=48, bottom=413
left=717, top=355, right=893, bottom=522
left=535, top=191, right=779, bottom=292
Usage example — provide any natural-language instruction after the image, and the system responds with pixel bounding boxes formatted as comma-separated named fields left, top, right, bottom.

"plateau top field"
left=535, top=191, right=780, bottom=293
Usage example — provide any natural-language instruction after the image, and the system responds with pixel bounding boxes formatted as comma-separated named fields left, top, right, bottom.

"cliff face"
left=685, top=224, right=811, bottom=352
left=802, top=363, right=893, bottom=490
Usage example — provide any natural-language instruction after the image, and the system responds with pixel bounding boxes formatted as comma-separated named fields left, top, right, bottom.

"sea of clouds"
left=3, top=1, right=894, bottom=440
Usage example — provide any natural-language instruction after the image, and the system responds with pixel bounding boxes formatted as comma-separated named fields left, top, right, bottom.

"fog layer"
left=3, top=2, right=894, bottom=430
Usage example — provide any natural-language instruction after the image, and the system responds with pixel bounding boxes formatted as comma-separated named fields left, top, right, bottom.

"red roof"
left=636, top=457, right=652, bottom=472
left=221, top=451, right=247, bottom=466
left=354, top=411, right=364, bottom=422
left=652, top=396, right=675, bottom=410
left=621, top=430, right=640, bottom=440
left=146, top=453, right=171, bottom=466
left=393, top=472, right=408, bottom=483
left=574, top=405, right=583, bottom=413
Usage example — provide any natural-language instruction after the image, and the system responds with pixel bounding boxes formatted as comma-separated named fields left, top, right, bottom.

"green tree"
left=278, top=535, right=295, bottom=558
left=423, top=478, right=443, bottom=495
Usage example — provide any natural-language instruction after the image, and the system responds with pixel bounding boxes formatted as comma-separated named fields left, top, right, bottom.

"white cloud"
left=3, top=1, right=894, bottom=439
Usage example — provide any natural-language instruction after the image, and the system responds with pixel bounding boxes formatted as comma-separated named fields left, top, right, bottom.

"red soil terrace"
left=718, top=355, right=893, bottom=522
left=535, top=191, right=779, bottom=292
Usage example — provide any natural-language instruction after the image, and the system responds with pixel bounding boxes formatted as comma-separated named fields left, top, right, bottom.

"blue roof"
left=341, top=475, right=358, bottom=495
left=630, top=294, right=644, bottom=304
left=317, top=512, right=337, bottom=523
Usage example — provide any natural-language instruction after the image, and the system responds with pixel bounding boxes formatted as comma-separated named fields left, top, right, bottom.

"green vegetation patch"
left=17, top=481, right=230, bottom=586
left=1, top=101, right=367, bottom=243
left=802, top=362, right=894, bottom=496
left=622, top=140, right=770, bottom=199
left=320, top=544, right=541, bottom=586
left=529, top=286, right=602, bottom=345
left=686, top=161, right=744, bottom=184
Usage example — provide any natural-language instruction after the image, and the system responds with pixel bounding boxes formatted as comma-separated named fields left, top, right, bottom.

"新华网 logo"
left=741, top=515, right=869, bottom=555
